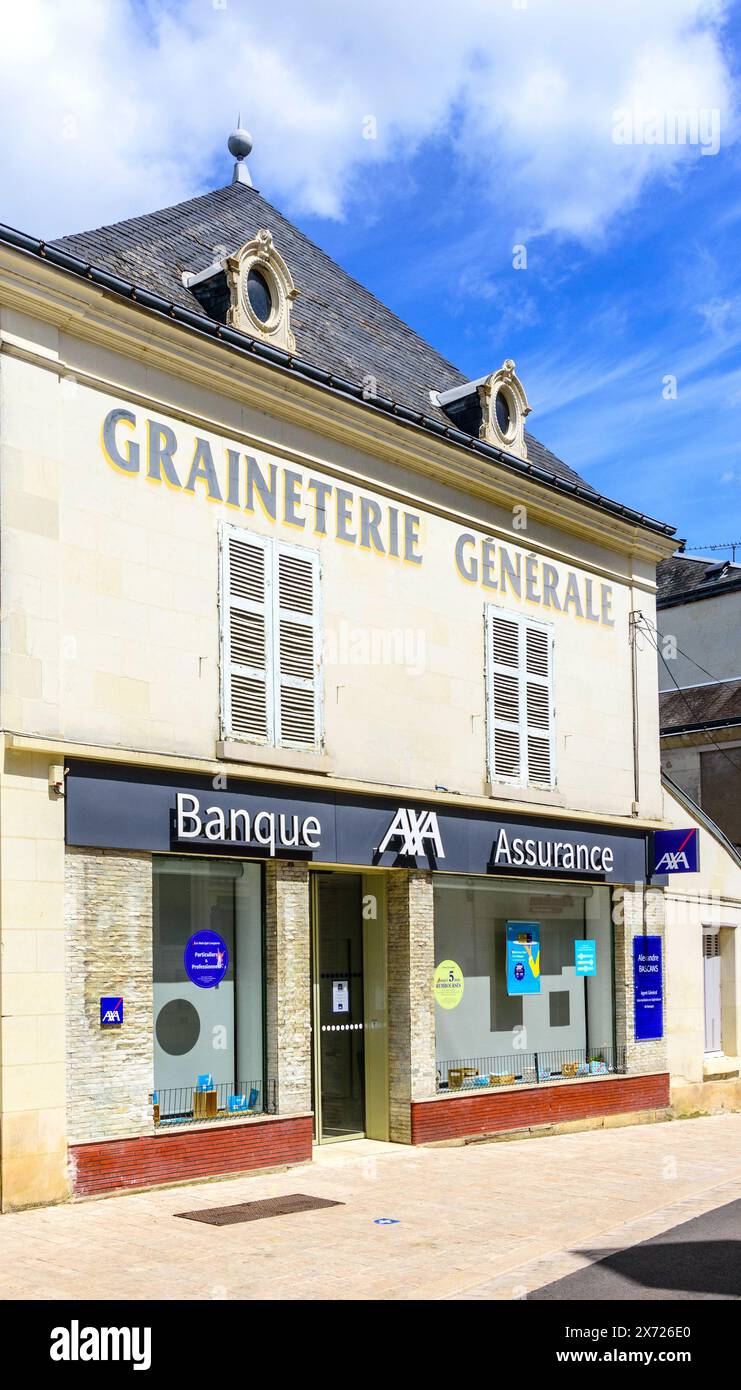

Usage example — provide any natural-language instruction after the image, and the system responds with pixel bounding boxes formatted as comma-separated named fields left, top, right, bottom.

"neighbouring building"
left=2, top=127, right=734, bottom=1212
left=657, top=553, right=741, bottom=851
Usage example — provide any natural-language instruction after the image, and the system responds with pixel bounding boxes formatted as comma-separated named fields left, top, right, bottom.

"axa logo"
left=100, top=996, right=123, bottom=1026
left=653, top=827, right=698, bottom=874
left=378, top=807, right=445, bottom=859
left=655, top=850, right=691, bottom=872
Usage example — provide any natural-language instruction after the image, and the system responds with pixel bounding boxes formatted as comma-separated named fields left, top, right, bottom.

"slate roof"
left=657, top=553, right=741, bottom=606
left=52, top=182, right=592, bottom=491
left=660, top=677, right=741, bottom=734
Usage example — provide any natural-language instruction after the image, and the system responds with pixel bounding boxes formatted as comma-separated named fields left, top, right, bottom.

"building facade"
left=0, top=141, right=687, bottom=1210
left=657, top=553, right=741, bottom=851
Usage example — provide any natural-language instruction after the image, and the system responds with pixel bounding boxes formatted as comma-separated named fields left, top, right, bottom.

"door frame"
left=310, top=868, right=388, bottom=1144
left=703, top=927, right=722, bottom=1056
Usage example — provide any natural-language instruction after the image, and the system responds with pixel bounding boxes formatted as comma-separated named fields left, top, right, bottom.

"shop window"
left=485, top=606, right=555, bottom=788
left=434, top=876, right=615, bottom=1083
left=220, top=523, right=322, bottom=749
left=152, top=857, right=264, bottom=1118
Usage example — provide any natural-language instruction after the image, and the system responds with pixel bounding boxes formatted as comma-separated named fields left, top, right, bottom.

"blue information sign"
left=184, top=930, right=229, bottom=989
left=633, top=935, right=663, bottom=1041
left=506, top=921, right=541, bottom=996
left=653, top=827, right=699, bottom=874
left=574, top=940, right=596, bottom=976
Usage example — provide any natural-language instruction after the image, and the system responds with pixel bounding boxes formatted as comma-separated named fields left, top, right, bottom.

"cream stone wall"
left=0, top=314, right=666, bottom=822
left=0, top=748, right=68, bottom=1210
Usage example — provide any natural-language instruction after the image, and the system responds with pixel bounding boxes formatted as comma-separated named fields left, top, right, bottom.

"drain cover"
left=175, top=1193, right=344, bottom=1226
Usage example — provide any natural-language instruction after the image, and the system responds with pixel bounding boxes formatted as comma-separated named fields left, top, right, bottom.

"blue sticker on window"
left=184, top=930, right=229, bottom=989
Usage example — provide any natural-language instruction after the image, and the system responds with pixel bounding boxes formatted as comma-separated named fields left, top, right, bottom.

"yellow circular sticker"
left=434, top=960, right=464, bottom=1009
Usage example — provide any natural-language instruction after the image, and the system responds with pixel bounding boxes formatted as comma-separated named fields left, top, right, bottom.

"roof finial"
left=228, top=115, right=253, bottom=186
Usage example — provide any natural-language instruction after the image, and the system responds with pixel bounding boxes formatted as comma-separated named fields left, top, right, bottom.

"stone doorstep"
left=703, top=1056, right=740, bottom=1081
left=419, top=1106, right=673, bottom=1149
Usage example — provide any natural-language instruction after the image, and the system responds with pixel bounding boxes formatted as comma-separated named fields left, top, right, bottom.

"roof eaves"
left=0, top=221, right=677, bottom=540
left=657, top=575, right=741, bottom=609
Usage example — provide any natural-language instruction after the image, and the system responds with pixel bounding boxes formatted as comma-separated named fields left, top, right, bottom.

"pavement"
left=0, top=1112, right=740, bottom=1301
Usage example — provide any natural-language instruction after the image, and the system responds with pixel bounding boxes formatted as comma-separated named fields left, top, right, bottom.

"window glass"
left=433, top=876, right=614, bottom=1080
left=247, top=267, right=272, bottom=322
left=153, top=857, right=263, bottom=1116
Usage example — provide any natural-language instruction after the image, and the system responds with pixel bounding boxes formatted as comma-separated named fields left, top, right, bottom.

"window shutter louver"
left=486, top=605, right=555, bottom=788
left=274, top=545, right=321, bottom=747
left=223, top=532, right=272, bottom=741
left=220, top=524, right=322, bottom=750
left=524, top=623, right=554, bottom=786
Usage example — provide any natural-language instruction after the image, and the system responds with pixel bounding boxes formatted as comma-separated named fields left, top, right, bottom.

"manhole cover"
left=175, top=1193, right=344, bottom=1226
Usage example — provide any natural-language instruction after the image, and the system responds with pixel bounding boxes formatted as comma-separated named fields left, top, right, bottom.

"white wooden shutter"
left=273, top=540, right=322, bottom=748
left=486, top=608, right=522, bottom=782
left=486, top=606, right=555, bottom=787
left=221, top=527, right=273, bottom=742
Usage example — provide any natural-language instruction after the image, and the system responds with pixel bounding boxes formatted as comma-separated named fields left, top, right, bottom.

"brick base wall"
left=69, top=1116, right=313, bottom=1197
left=411, top=1073, right=670, bottom=1144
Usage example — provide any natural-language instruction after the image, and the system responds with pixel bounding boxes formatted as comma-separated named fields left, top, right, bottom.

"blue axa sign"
left=100, top=996, right=123, bottom=1026
left=653, top=827, right=699, bottom=874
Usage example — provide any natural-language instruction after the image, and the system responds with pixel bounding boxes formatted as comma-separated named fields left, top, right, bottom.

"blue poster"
left=575, top=940, right=596, bottom=976
left=506, top=921, right=541, bottom=995
left=633, top=935, right=663, bottom=1040
left=653, top=828, right=699, bottom=874
left=184, top=930, right=229, bottom=989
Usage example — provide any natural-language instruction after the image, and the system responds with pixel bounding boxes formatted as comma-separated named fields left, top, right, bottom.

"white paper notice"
left=333, top=980, right=349, bottom=1013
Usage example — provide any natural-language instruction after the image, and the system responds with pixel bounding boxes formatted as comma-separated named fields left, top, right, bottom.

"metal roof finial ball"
left=229, top=117, right=253, bottom=186
left=228, top=125, right=253, bottom=161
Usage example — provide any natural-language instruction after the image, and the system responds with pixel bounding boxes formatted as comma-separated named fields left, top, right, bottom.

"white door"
left=703, top=932, right=722, bottom=1054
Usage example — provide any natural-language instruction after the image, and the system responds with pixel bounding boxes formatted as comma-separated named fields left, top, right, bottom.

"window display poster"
left=184, top=930, right=229, bottom=989
left=434, top=959, right=464, bottom=1009
left=575, top=940, right=597, bottom=976
left=506, top=922, right=541, bottom=995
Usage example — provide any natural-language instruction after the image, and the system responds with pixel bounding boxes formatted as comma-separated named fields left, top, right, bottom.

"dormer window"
left=432, top=360, right=531, bottom=462
left=225, top=229, right=298, bottom=350
left=182, top=227, right=298, bottom=350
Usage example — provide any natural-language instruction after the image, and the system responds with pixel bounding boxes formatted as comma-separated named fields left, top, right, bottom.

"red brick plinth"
left=70, top=1115, right=313, bottom=1196
left=411, top=1073, right=670, bottom=1144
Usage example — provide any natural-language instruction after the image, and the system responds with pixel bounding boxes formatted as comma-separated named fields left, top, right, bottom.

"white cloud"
left=0, top=0, right=735, bottom=238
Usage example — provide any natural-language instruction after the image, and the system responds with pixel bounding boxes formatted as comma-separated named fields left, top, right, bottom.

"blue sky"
left=2, top=0, right=740, bottom=548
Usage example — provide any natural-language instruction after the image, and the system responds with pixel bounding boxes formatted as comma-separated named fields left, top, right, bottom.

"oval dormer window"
left=247, top=267, right=272, bottom=323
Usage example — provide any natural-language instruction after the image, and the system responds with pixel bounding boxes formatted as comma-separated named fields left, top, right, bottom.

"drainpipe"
left=629, top=609, right=641, bottom=815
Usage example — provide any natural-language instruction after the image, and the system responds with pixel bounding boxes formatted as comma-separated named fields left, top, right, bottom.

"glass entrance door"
left=314, top=873, right=366, bottom=1140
